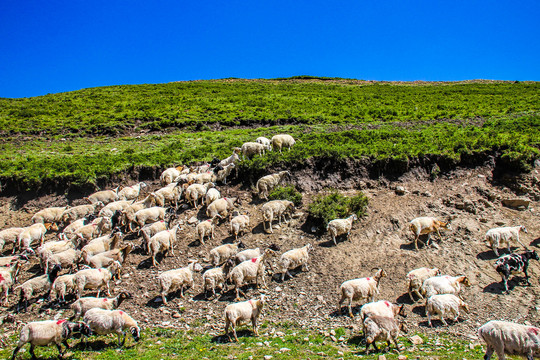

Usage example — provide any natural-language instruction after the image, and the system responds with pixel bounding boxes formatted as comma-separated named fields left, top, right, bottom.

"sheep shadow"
left=137, top=257, right=156, bottom=269
left=399, top=235, right=432, bottom=251
left=418, top=317, right=467, bottom=328
left=145, top=296, right=164, bottom=308
left=476, top=250, right=498, bottom=261
left=483, top=278, right=527, bottom=294
left=396, top=293, right=415, bottom=305
left=211, top=329, right=254, bottom=343
left=411, top=305, right=426, bottom=317
left=319, top=238, right=338, bottom=248
left=332, top=305, right=363, bottom=318
left=251, top=222, right=269, bottom=235
left=347, top=335, right=365, bottom=346
left=187, top=239, right=203, bottom=247
left=529, top=238, right=540, bottom=247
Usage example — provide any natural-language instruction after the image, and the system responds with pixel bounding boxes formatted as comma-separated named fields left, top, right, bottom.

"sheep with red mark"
left=338, top=268, right=388, bottom=317
left=224, top=295, right=265, bottom=342
left=209, top=241, right=245, bottom=266
left=360, top=300, right=407, bottom=326
left=70, top=291, right=132, bottom=319
left=421, top=275, right=471, bottom=299
left=0, top=261, right=22, bottom=305
left=406, top=267, right=441, bottom=302
left=486, top=225, right=528, bottom=257
left=426, top=294, right=469, bottom=327
left=81, top=230, right=123, bottom=264
left=158, top=261, right=203, bottom=305
left=185, top=182, right=215, bottom=208
left=478, top=320, right=540, bottom=359
left=277, top=243, right=313, bottom=281
left=228, top=248, right=276, bottom=300
left=130, top=206, right=168, bottom=232
left=205, top=187, right=221, bottom=206
left=206, top=197, right=239, bottom=219
left=84, top=308, right=140, bottom=347
left=409, top=216, right=450, bottom=250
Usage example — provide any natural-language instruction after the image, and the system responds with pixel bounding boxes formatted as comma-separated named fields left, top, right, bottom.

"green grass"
left=1, top=325, right=508, bottom=360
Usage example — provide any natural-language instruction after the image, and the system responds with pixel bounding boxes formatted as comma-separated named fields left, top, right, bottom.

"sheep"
left=153, top=184, right=182, bottom=209
left=83, top=308, right=140, bottom=347
left=74, top=261, right=121, bottom=298
left=230, top=214, right=250, bottom=240
left=228, top=248, right=276, bottom=300
left=261, top=199, right=294, bottom=233
left=15, top=264, right=62, bottom=312
left=277, top=243, right=313, bottom=281
left=58, top=215, right=95, bottom=241
left=130, top=206, right=168, bottom=232
left=478, top=320, right=540, bottom=360
left=31, top=206, right=69, bottom=225
left=224, top=295, right=265, bottom=342
left=485, top=225, right=528, bottom=257
left=406, top=267, right=441, bottom=302
left=240, top=142, right=267, bottom=160
left=17, top=223, right=49, bottom=252
left=0, top=261, right=22, bottom=306
left=72, top=217, right=111, bottom=244
left=70, top=291, right=132, bottom=320
left=44, top=248, right=80, bottom=273
left=364, top=316, right=407, bottom=355
left=117, top=182, right=148, bottom=201
left=426, top=294, right=469, bottom=327
left=158, top=261, right=203, bottom=305
left=185, top=182, right=215, bottom=208
left=338, top=268, right=388, bottom=318
left=205, top=187, right=221, bottom=206
left=51, top=274, right=77, bottom=304
left=11, top=320, right=92, bottom=360
left=271, top=134, right=296, bottom=153
left=409, top=216, right=450, bottom=250
left=202, top=259, right=235, bottom=298
left=234, top=245, right=280, bottom=264
left=218, top=152, right=240, bottom=167
left=85, top=187, right=120, bottom=205
left=256, top=136, right=272, bottom=150
left=421, top=275, right=471, bottom=300
left=196, top=218, right=218, bottom=245
left=0, top=254, right=28, bottom=267
left=160, top=166, right=184, bottom=186
left=255, top=171, right=291, bottom=200
left=139, top=220, right=169, bottom=254
left=216, top=163, right=236, bottom=185
left=209, top=241, right=245, bottom=266
left=148, top=225, right=179, bottom=267
left=327, top=214, right=358, bottom=246
left=206, top=197, right=239, bottom=219
left=87, top=244, right=133, bottom=269
left=0, top=227, right=25, bottom=254
left=61, top=203, right=103, bottom=224
left=39, top=240, right=76, bottom=263
left=98, top=200, right=132, bottom=218
left=360, top=300, right=407, bottom=326
left=81, top=230, right=123, bottom=264
left=495, top=250, right=539, bottom=294
left=194, top=171, right=217, bottom=185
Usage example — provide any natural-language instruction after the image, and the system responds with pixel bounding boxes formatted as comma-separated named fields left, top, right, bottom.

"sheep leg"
left=408, top=289, right=415, bottom=302
left=524, top=265, right=531, bottom=285
left=501, top=274, right=510, bottom=294
left=414, top=235, right=419, bottom=251
left=224, top=318, right=231, bottom=340
left=10, top=344, right=22, bottom=360
left=492, top=246, right=499, bottom=257
left=286, top=270, right=293, bottom=279
left=440, top=313, right=448, bottom=326
left=55, top=343, right=64, bottom=357
left=332, top=234, right=337, bottom=246
left=252, top=317, right=259, bottom=336
left=161, top=293, right=168, bottom=306
left=348, top=299, right=354, bottom=318
left=427, top=311, right=432, bottom=327
left=232, top=324, right=239, bottom=342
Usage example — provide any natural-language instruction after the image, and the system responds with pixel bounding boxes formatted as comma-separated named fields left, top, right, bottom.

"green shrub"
left=268, top=185, right=303, bottom=207
left=307, top=190, right=368, bottom=227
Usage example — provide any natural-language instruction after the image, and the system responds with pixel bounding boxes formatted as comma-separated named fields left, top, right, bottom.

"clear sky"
left=1, top=0, right=538, bottom=98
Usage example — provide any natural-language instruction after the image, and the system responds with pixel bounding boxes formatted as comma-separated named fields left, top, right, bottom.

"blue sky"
left=0, top=0, right=538, bottom=98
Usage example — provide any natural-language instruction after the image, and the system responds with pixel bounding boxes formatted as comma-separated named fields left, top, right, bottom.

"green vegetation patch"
left=308, top=190, right=369, bottom=228
left=268, top=185, right=303, bottom=207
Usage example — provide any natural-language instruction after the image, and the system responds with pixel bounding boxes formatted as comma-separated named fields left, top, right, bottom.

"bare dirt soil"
left=1, top=164, right=540, bottom=344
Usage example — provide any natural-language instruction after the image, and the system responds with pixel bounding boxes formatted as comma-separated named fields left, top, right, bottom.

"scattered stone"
left=187, top=216, right=198, bottom=225
left=398, top=355, right=407, bottom=360
left=410, top=335, right=424, bottom=345
left=275, top=286, right=282, bottom=292
left=279, top=347, right=291, bottom=352
left=502, top=198, right=530, bottom=210
left=264, top=356, right=272, bottom=360
left=395, top=186, right=407, bottom=195
left=378, top=355, right=387, bottom=360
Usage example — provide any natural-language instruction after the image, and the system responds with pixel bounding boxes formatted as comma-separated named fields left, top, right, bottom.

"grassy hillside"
left=0, top=78, right=539, bottom=191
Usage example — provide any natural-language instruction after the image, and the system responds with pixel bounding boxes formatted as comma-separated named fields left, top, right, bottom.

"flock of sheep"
left=1, top=133, right=539, bottom=359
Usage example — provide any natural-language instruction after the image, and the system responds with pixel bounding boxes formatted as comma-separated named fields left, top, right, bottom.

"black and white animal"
left=494, top=250, right=539, bottom=294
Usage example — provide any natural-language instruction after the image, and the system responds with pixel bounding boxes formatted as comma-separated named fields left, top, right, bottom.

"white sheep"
left=85, top=187, right=120, bottom=205
left=196, top=218, right=218, bottom=245
left=153, top=184, right=182, bottom=209
left=327, top=214, right=358, bottom=245
left=216, top=163, right=236, bottom=185
left=11, top=320, right=92, bottom=360
left=271, top=134, right=296, bottom=153
left=360, top=300, right=407, bottom=325
left=409, top=216, right=450, bottom=250
left=185, top=182, right=215, bottom=208
left=277, top=243, right=313, bottom=281
left=205, top=187, right=221, bottom=206
left=51, top=274, right=77, bottom=303
left=206, top=197, right=238, bottom=219
left=426, top=294, right=469, bottom=327
left=224, top=295, right=265, bottom=342
left=219, top=152, right=240, bottom=167
left=406, top=267, right=441, bottom=302
left=0, top=227, right=25, bottom=254
left=72, top=217, right=110, bottom=244
left=485, top=225, right=528, bottom=256
left=81, top=231, right=123, bottom=264
left=130, top=206, right=167, bottom=232
left=74, top=262, right=121, bottom=298
left=229, top=249, right=276, bottom=300
left=479, top=320, right=540, bottom=359
left=209, top=241, right=245, bottom=266
left=87, top=244, right=133, bottom=269
left=83, top=308, right=140, bottom=346
left=61, top=203, right=102, bottom=224
left=256, top=136, right=272, bottom=150
left=421, top=275, right=471, bottom=299
left=160, top=166, right=185, bottom=186
left=17, top=223, right=50, bottom=252
left=261, top=199, right=294, bottom=233
left=202, top=259, right=235, bottom=298
left=158, top=261, right=203, bottom=305
left=70, top=291, right=132, bottom=320
left=117, top=182, right=148, bottom=201
left=37, top=239, right=76, bottom=268
left=148, top=225, right=179, bottom=267
left=15, top=264, right=62, bottom=312
left=44, top=248, right=80, bottom=273
left=230, top=214, right=250, bottom=240
left=0, top=254, right=28, bottom=267
left=233, top=245, right=279, bottom=264
left=338, top=268, right=388, bottom=317
left=364, top=316, right=407, bottom=355
left=31, top=206, right=68, bottom=225
left=194, top=171, right=217, bottom=184
left=0, top=261, right=22, bottom=306
left=98, top=200, right=132, bottom=218
left=240, top=142, right=267, bottom=160
left=139, top=220, right=168, bottom=253
left=255, top=171, right=291, bottom=201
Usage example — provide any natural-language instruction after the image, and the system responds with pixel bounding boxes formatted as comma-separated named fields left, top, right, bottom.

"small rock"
left=311, top=226, right=317, bottom=233
left=398, top=356, right=407, bottom=360
left=330, top=329, right=336, bottom=336
left=410, top=335, right=424, bottom=345
left=330, top=335, right=337, bottom=342
left=275, top=286, right=282, bottom=292
left=279, top=348, right=290, bottom=352
left=172, top=312, right=181, bottom=318
left=502, top=198, right=530, bottom=210
left=187, top=216, right=198, bottom=225
left=378, top=355, right=387, bottom=360
left=395, top=186, right=407, bottom=195
left=264, top=355, right=272, bottom=360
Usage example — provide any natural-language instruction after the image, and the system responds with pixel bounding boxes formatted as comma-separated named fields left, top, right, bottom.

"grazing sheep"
left=81, top=230, right=123, bottom=264
left=74, top=261, right=121, bottom=299
left=205, top=187, right=221, bottom=206
left=421, top=275, right=471, bottom=300
left=209, top=241, right=245, bottom=266
left=364, top=316, right=407, bottom=355
left=196, top=218, right=218, bottom=245
left=148, top=225, right=180, bottom=267
left=70, top=291, right=132, bottom=320
left=194, top=172, right=217, bottom=184
left=406, top=267, right=441, bottom=302
left=87, top=244, right=133, bottom=269
left=360, top=300, right=407, bottom=326
left=486, top=225, right=528, bottom=257
left=130, top=206, right=168, bottom=232
left=59, top=215, right=96, bottom=240
left=240, top=142, right=267, bottom=160
left=255, top=171, right=291, bottom=201
left=84, top=308, right=140, bottom=347
left=478, top=320, right=540, bottom=360
left=261, top=200, right=294, bottom=233
left=32, top=206, right=69, bottom=225
left=51, top=274, right=77, bottom=304
left=495, top=250, right=539, bottom=294
left=11, top=320, right=92, bottom=360
left=18, top=223, right=50, bottom=252
left=72, top=217, right=110, bottom=244
left=0, top=227, right=25, bottom=254
left=85, top=187, right=120, bottom=205
left=185, top=182, right=215, bottom=208
left=98, top=200, right=132, bottom=218
left=409, top=216, right=450, bottom=250
left=327, top=214, right=358, bottom=246
left=15, top=264, right=62, bottom=312
left=117, top=182, right=148, bottom=201
left=158, top=261, right=203, bottom=305
left=233, top=245, right=278, bottom=265
left=202, top=259, right=235, bottom=298
left=230, top=214, right=250, bottom=240
left=426, top=294, right=469, bottom=327
left=271, top=134, right=296, bottom=153
left=338, top=268, right=388, bottom=317
left=153, top=184, right=182, bottom=209
left=277, top=243, right=313, bottom=281
left=206, top=197, right=239, bottom=219
left=139, top=220, right=169, bottom=254
left=61, top=203, right=103, bottom=224
left=216, top=163, right=236, bottom=185
left=0, top=261, right=22, bottom=306
left=229, top=249, right=276, bottom=300
left=44, top=248, right=80, bottom=274
left=256, top=136, right=272, bottom=150
left=160, top=166, right=184, bottom=186
left=218, top=152, right=240, bottom=167
left=224, top=295, right=265, bottom=342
